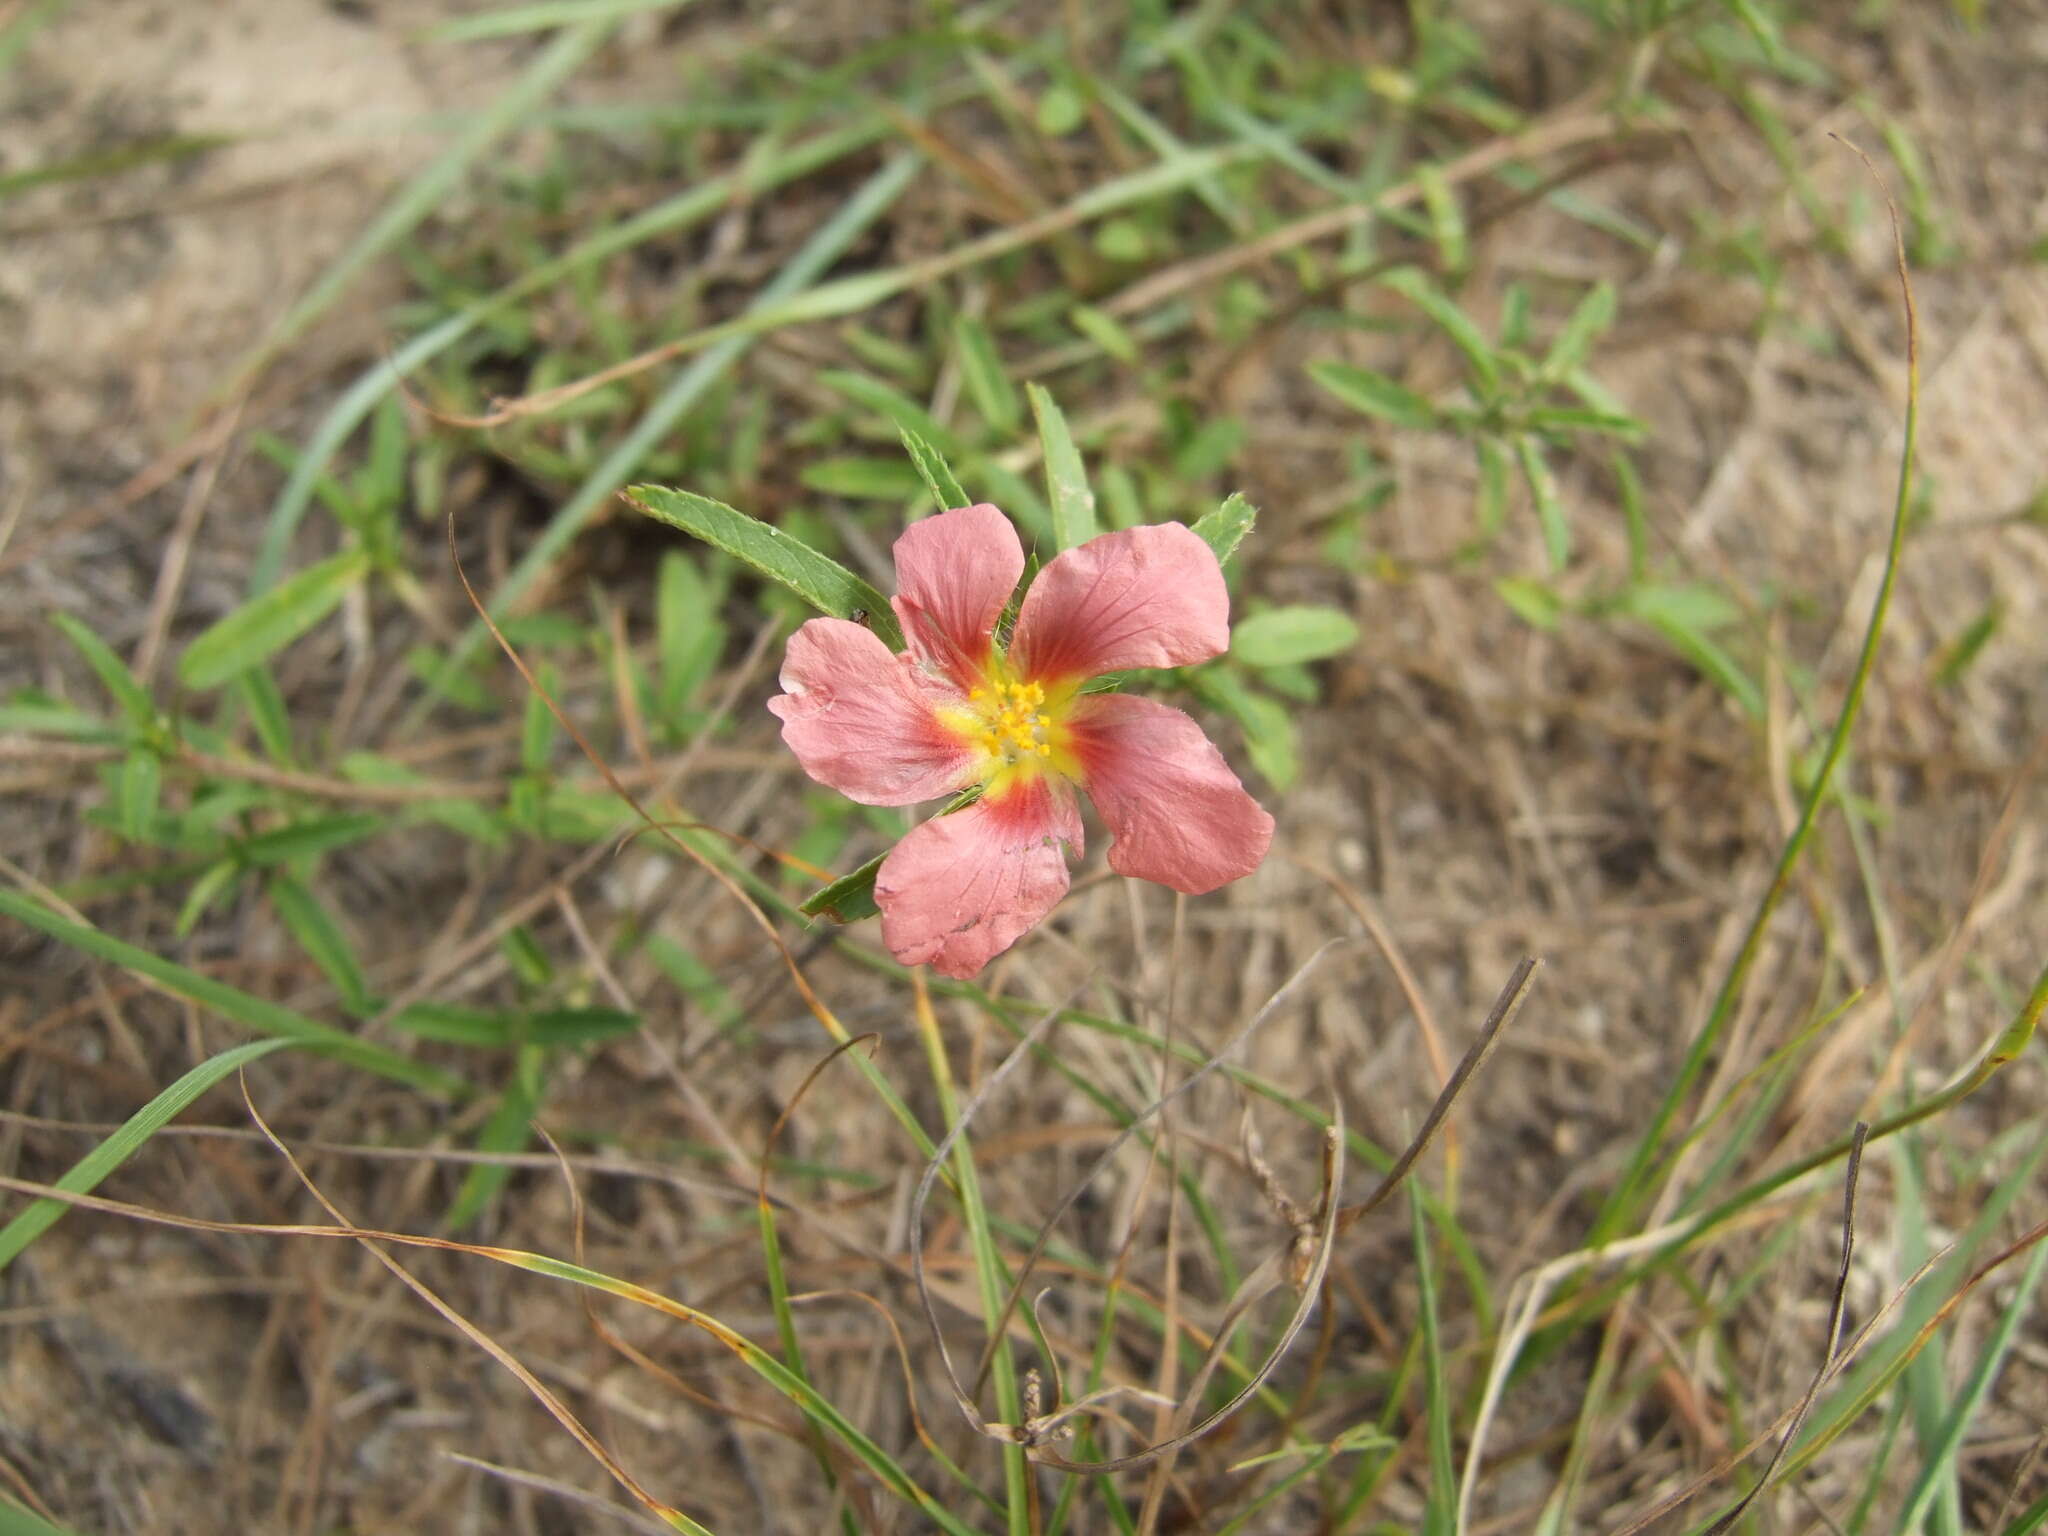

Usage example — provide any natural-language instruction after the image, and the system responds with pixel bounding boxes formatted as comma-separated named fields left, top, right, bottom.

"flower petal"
left=875, top=774, right=1081, bottom=978
left=1069, top=694, right=1273, bottom=894
left=767, top=617, right=977, bottom=806
left=1009, top=522, right=1229, bottom=684
left=890, top=502, right=1024, bottom=690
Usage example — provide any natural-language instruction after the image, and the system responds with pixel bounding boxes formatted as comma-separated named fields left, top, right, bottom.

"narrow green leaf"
left=1231, top=605, right=1360, bottom=667
left=178, top=546, right=371, bottom=691
left=1474, top=436, right=1511, bottom=539
left=1416, top=163, right=1467, bottom=275
left=818, top=369, right=958, bottom=453
left=623, top=487, right=900, bottom=649
left=1190, top=492, right=1257, bottom=571
left=801, top=851, right=885, bottom=923
left=1931, top=602, right=2000, bottom=687
left=1512, top=434, right=1571, bottom=570
left=1540, top=280, right=1617, bottom=380
left=238, top=813, right=383, bottom=868
left=800, top=455, right=925, bottom=501
left=525, top=1007, right=640, bottom=1045
left=51, top=612, right=154, bottom=730
left=446, top=1045, right=544, bottom=1230
left=1028, top=383, right=1097, bottom=551
left=235, top=667, right=296, bottom=764
left=173, top=859, right=242, bottom=939
left=392, top=1003, right=520, bottom=1048
left=268, top=874, right=376, bottom=1016
left=898, top=427, right=970, bottom=513
left=0, top=1038, right=291, bottom=1273
left=1309, top=361, right=1438, bottom=430
left=952, top=313, right=1021, bottom=434
left=1495, top=577, right=1565, bottom=630
left=1068, top=303, right=1138, bottom=362
left=655, top=549, right=725, bottom=714
left=1191, top=669, right=1296, bottom=789
left=116, top=750, right=161, bottom=839
left=1381, top=266, right=1501, bottom=397
left=0, top=889, right=460, bottom=1095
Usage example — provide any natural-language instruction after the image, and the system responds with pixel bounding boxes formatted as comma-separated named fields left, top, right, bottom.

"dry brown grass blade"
left=962, top=941, right=1351, bottom=1403
left=1696, top=1122, right=1867, bottom=1536
left=440, top=1452, right=683, bottom=1536
left=1028, top=1115, right=1345, bottom=1476
left=237, top=1076, right=697, bottom=1529
left=1337, top=956, right=1540, bottom=1232
left=902, top=945, right=1352, bottom=1472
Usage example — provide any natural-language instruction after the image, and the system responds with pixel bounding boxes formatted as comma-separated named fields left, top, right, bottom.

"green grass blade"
left=624, top=488, right=898, bottom=649
left=1028, top=382, right=1097, bottom=551
left=1588, top=208, right=1923, bottom=1247
left=1411, top=1193, right=1458, bottom=1536
left=420, top=154, right=920, bottom=701
left=179, top=546, right=372, bottom=690
left=0, top=1038, right=291, bottom=1273
left=1892, top=1238, right=2048, bottom=1534
left=0, top=889, right=462, bottom=1096
left=422, top=0, right=698, bottom=43
left=253, top=116, right=893, bottom=592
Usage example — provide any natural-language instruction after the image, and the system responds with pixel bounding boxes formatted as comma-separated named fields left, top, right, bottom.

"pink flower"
left=768, top=504, right=1275, bottom=978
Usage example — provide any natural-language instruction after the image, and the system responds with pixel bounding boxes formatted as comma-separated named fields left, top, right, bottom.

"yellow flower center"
left=968, top=678, right=1053, bottom=763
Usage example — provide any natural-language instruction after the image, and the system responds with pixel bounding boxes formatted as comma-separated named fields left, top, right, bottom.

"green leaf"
left=818, top=369, right=958, bottom=453
left=1380, top=266, right=1501, bottom=397
left=0, top=1038, right=293, bottom=1275
left=50, top=612, right=154, bottom=730
left=174, top=859, right=242, bottom=939
left=1231, top=605, right=1360, bottom=667
left=898, top=426, right=970, bottom=513
left=953, top=313, right=1021, bottom=434
left=0, top=888, right=460, bottom=1094
left=1931, top=602, right=2000, bottom=687
left=1512, top=434, right=1571, bottom=570
left=1068, top=303, right=1138, bottom=363
left=623, top=486, right=900, bottom=649
left=1308, top=361, right=1438, bottom=430
left=446, top=1045, right=543, bottom=1230
left=235, top=667, right=296, bottom=764
left=655, top=549, right=725, bottom=715
left=1415, top=163, right=1468, bottom=275
left=1036, top=81, right=1087, bottom=137
left=1617, top=585, right=1762, bottom=720
left=116, top=750, right=161, bottom=839
left=525, top=1007, right=640, bottom=1046
left=1540, top=280, right=1617, bottom=380
left=800, top=851, right=885, bottom=923
left=237, top=813, right=383, bottom=868
left=178, top=546, right=371, bottom=691
left=1474, top=436, right=1511, bottom=540
left=1028, top=383, right=1097, bottom=551
left=1192, top=668, right=1297, bottom=790
left=1190, top=492, right=1257, bottom=571
left=1495, top=576, right=1565, bottom=630
left=268, top=874, right=375, bottom=1016
left=799, top=455, right=925, bottom=501
left=391, top=1003, right=520, bottom=1048
left=0, top=1498, right=87, bottom=1536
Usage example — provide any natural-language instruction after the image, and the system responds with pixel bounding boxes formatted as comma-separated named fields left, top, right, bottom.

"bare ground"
left=2, top=3, right=2045, bottom=1532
